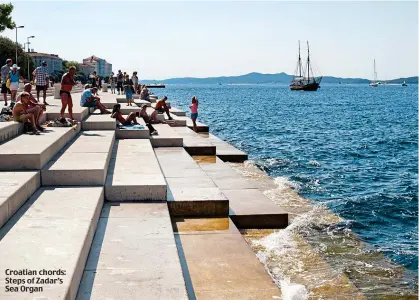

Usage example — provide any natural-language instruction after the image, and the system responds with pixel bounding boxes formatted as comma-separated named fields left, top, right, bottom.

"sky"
left=1, top=1, right=418, bottom=80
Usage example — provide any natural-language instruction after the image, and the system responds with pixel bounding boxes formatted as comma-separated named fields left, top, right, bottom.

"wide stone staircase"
left=0, top=89, right=287, bottom=299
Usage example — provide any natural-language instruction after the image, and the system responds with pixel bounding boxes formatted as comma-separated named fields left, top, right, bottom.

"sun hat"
left=12, top=64, right=20, bottom=69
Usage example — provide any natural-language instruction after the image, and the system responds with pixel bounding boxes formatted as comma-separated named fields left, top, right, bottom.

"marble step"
left=155, top=148, right=228, bottom=217
left=0, top=171, right=40, bottom=229
left=172, top=127, right=216, bottom=155
left=76, top=203, right=188, bottom=300
left=172, top=218, right=281, bottom=299
left=105, top=140, right=166, bottom=201
left=0, top=126, right=80, bottom=170
left=0, top=121, right=23, bottom=144
left=0, top=187, right=104, bottom=300
left=198, top=132, right=248, bottom=162
left=150, top=124, right=183, bottom=147
left=41, top=131, right=115, bottom=186
left=82, top=112, right=116, bottom=130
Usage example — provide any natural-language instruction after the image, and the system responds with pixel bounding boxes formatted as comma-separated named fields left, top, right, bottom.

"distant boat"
left=402, top=81, right=407, bottom=86
left=290, top=41, right=322, bottom=91
left=218, top=83, right=222, bottom=85
left=369, top=59, right=378, bottom=87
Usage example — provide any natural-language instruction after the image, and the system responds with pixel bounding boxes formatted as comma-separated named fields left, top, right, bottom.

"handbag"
left=6, top=79, right=10, bottom=89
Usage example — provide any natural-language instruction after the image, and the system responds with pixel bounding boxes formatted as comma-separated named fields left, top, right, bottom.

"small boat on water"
left=290, top=41, right=322, bottom=91
left=402, top=81, right=407, bottom=86
left=369, top=59, right=379, bottom=87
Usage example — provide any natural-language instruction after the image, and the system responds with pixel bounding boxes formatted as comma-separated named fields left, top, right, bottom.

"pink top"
left=190, top=103, right=198, bottom=114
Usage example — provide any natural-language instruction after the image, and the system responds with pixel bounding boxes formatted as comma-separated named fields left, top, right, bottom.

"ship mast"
left=307, top=41, right=310, bottom=82
left=298, top=40, right=302, bottom=78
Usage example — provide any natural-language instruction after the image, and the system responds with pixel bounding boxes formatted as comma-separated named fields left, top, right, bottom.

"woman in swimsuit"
left=111, top=104, right=139, bottom=126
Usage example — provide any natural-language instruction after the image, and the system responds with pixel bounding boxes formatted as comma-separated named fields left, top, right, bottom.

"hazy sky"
left=2, top=1, right=418, bottom=80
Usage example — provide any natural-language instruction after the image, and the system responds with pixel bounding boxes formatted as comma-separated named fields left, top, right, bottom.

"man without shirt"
left=60, top=66, right=76, bottom=122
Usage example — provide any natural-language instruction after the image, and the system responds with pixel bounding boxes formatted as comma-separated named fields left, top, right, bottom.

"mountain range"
left=141, top=72, right=418, bottom=84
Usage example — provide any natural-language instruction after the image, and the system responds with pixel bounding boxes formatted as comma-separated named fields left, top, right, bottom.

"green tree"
left=0, top=3, right=15, bottom=32
left=0, top=36, right=33, bottom=80
left=63, top=60, right=80, bottom=72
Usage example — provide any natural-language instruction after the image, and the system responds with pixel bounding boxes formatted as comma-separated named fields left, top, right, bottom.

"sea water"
left=162, top=83, right=418, bottom=297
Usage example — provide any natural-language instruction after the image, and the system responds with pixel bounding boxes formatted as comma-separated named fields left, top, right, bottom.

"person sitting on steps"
left=139, top=104, right=158, bottom=135
left=80, top=87, right=111, bottom=114
left=111, top=104, right=140, bottom=126
left=12, top=92, right=41, bottom=135
left=154, top=96, right=173, bottom=120
left=18, top=83, right=46, bottom=131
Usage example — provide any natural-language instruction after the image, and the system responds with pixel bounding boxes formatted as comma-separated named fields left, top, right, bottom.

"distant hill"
left=140, top=72, right=417, bottom=85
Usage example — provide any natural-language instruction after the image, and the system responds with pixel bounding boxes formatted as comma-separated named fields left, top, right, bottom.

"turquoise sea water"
left=160, top=84, right=417, bottom=279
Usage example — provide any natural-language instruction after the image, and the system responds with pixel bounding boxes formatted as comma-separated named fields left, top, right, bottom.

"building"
left=27, top=51, right=63, bottom=74
left=82, top=55, right=112, bottom=77
left=79, top=63, right=95, bottom=76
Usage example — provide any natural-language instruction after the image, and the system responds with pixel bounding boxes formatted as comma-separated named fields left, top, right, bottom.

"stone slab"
left=155, top=148, right=228, bottom=217
left=150, top=124, right=183, bottom=147
left=199, top=133, right=248, bottom=162
left=175, top=115, right=209, bottom=132
left=0, top=187, right=104, bottom=300
left=0, top=127, right=79, bottom=170
left=173, top=218, right=281, bottom=299
left=173, top=127, right=216, bottom=155
left=0, top=121, right=23, bottom=144
left=82, top=113, right=116, bottom=130
left=0, top=171, right=40, bottom=229
left=76, top=203, right=188, bottom=300
left=46, top=105, right=89, bottom=121
left=41, top=131, right=115, bottom=186
left=105, top=140, right=166, bottom=201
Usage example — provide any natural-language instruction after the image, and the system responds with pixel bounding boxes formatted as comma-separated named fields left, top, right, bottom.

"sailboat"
left=369, top=59, right=378, bottom=87
left=402, top=81, right=407, bottom=86
left=290, top=41, right=322, bottom=91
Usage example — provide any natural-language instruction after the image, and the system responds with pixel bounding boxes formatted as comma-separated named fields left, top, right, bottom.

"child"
left=123, top=75, right=134, bottom=106
left=111, top=104, right=138, bottom=125
left=189, top=96, right=199, bottom=132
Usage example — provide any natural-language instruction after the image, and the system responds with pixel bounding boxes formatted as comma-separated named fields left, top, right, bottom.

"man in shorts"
left=154, top=96, right=173, bottom=120
left=32, top=61, right=50, bottom=105
left=13, top=92, right=41, bottom=135
left=80, top=87, right=110, bottom=114
left=60, top=66, right=76, bottom=122
left=1, top=58, right=12, bottom=106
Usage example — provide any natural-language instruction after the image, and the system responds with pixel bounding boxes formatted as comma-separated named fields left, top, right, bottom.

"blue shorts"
left=191, top=113, right=198, bottom=119
left=126, top=91, right=133, bottom=99
left=83, top=101, right=97, bottom=108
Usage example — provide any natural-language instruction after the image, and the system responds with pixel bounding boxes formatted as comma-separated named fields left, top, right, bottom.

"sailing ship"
left=402, top=81, right=407, bottom=86
left=369, top=59, right=378, bottom=87
left=290, top=41, right=322, bottom=91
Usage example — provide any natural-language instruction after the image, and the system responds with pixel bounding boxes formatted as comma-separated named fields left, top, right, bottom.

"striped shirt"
left=34, top=66, right=49, bottom=86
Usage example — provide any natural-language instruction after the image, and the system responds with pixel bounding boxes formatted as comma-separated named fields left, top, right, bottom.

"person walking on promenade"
left=155, top=96, right=173, bottom=120
left=60, top=66, right=76, bottom=122
left=189, top=96, right=199, bottom=132
left=90, top=71, right=98, bottom=88
left=1, top=58, right=12, bottom=106
left=13, top=92, right=41, bottom=135
left=116, top=70, right=124, bottom=95
left=109, top=73, right=115, bottom=94
left=33, top=61, right=50, bottom=105
left=9, top=64, right=24, bottom=103
left=123, top=74, right=134, bottom=106
left=132, top=71, right=139, bottom=93
left=80, top=87, right=111, bottom=114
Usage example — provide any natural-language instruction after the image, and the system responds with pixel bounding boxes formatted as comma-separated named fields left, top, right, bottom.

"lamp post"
left=15, top=25, right=24, bottom=64
left=27, top=36, right=35, bottom=80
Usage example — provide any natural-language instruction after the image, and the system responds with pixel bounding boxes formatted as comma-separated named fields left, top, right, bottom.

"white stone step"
left=0, top=126, right=80, bottom=170
left=134, top=99, right=151, bottom=107
left=155, top=148, right=228, bottom=217
left=0, top=187, right=104, bottom=300
left=198, top=133, right=248, bottom=162
left=46, top=105, right=89, bottom=122
left=76, top=203, right=188, bottom=300
left=172, top=127, right=216, bottom=155
left=0, top=171, right=40, bottom=228
left=82, top=113, right=116, bottom=130
left=150, top=124, right=183, bottom=147
left=105, top=140, right=166, bottom=201
left=0, top=121, right=23, bottom=143
left=115, top=118, right=150, bottom=139
left=41, top=131, right=115, bottom=186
